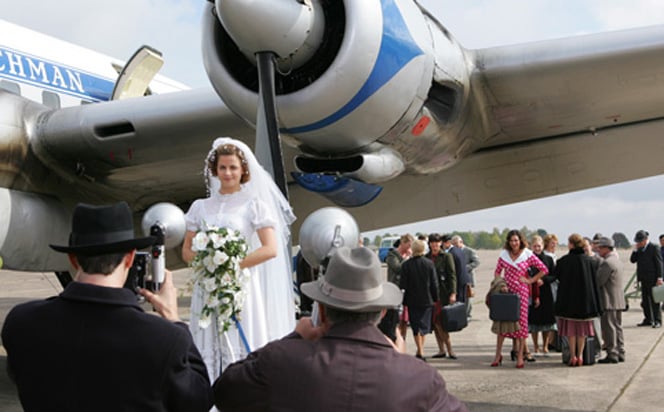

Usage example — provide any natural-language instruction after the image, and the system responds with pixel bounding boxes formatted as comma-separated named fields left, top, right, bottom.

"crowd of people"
left=2, top=136, right=662, bottom=410
left=381, top=227, right=663, bottom=370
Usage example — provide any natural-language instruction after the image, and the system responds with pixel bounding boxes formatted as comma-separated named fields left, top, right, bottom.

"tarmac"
left=1, top=251, right=663, bottom=411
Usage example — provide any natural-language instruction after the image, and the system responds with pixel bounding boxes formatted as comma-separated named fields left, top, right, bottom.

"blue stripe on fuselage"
left=0, top=46, right=114, bottom=102
left=283, top=0, right=423, bottom=134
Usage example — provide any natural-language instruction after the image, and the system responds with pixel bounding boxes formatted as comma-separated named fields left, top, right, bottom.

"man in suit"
left=452, top=235, right=480, bottom=319
left=630, top=230, right=664, bottom=328
left=443, top=234, right=470, bottom=304
left=378, top=233, right=413, bottom=342
left=213, top=246, right=467, bottom=412
left=1, top=202, right=213, bottom=412
left=596, top=237, right=626, bottom=363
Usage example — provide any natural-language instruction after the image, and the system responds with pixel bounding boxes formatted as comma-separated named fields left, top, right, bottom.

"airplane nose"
left=215, top=0, right=321, bottom=64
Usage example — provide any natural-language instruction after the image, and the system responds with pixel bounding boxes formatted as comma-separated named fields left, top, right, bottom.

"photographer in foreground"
left=213, top=246, right=467, bottom=412
left=1, top=202, right=213, bottom=412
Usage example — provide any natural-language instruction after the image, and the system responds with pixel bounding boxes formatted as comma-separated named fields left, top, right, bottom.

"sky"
left=3, top=0, right=664, bottom=242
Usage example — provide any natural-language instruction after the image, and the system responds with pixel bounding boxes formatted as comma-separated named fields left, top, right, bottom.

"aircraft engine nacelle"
left=202, top=0, right=472, bottom=174
left=0, top=188, right=70, bottom=271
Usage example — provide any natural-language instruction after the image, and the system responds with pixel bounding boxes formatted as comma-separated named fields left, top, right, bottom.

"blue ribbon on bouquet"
left=231, top=314, right=251, bottom=354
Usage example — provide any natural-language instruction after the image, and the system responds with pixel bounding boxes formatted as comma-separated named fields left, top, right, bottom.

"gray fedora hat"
left=301, top=246, right=402, bottom=312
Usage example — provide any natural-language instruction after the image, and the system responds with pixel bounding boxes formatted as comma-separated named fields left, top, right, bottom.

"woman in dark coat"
left=400, top=239, right=439, bottom=360
left=554, top=233, right=602, bottom=366
left=529, top=235, right=557, bottom=355
left=427, top=233, right=458, bottom=359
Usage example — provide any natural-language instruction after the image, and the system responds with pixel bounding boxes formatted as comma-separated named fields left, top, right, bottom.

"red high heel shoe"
left=569, top=356, right=578, bottom=367
left=516, top=361, right=524, bottom=369
left=491, top=355, right=503, bottom=367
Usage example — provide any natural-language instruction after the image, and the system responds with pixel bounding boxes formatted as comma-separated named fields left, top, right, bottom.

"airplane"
left=2, top=0, right=664, bottom=278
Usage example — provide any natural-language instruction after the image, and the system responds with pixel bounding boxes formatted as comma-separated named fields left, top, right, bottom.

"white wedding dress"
left=185, top=186, right=295, bottom=381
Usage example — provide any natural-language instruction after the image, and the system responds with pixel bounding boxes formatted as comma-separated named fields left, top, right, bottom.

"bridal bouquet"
left=190, top=225, right=249, bottom=333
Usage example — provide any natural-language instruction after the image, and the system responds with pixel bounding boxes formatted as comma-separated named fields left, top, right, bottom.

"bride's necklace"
left=509, top=250, right=521, bottom=260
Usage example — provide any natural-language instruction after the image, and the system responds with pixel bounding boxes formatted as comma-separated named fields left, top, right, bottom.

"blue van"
left=378, top=236, right=399, bottom=262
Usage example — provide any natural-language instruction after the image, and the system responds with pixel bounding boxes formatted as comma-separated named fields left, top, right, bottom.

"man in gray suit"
left=213, top=246, right=467, bottom=412
left=452, top=235, right=480, bottom=319
left=596, top=237, right=626, bottom=363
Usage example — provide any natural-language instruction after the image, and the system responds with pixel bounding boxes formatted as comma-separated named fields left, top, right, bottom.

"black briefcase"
left=489, top=293, right=520, bottom=322
left=440, top=302, right=468, bottom=332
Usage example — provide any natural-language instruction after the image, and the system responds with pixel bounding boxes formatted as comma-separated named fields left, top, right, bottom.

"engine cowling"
left=203, top=0, right=473, bottom=177
left=0, top=188, right=70, bottom=271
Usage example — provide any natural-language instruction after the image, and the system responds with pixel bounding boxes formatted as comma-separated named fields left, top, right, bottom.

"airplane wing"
left=304, top=24, right=664, bottom=232
left=4, top=0, right=664, bottom=272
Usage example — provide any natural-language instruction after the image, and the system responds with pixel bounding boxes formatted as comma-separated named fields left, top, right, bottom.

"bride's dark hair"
left=207, top=143, right=250, bottom=183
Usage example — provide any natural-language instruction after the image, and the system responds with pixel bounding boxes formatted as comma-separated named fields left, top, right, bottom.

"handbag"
left=440, top=302, right=468, bottom=332
left=652, top=285, right=664, bottom=303
left=489, top=293, right=520, bottom=322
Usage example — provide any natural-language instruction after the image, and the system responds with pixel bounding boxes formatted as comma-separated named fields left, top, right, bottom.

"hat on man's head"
left=596, top=237, right=614, bottom=248
left=634, top=230, right=649, bottom=243
left=50, top=202, right=155, bottom=255
left=301, top=246, right=402, bottom=312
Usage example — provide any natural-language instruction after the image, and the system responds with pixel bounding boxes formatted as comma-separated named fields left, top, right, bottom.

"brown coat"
left=214, top=322, right=467, bottom=412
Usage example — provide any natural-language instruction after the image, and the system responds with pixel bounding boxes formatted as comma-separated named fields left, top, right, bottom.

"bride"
left=182, top=137, right=296, bottom=380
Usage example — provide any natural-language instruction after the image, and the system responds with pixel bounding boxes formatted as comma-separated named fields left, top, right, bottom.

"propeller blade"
left=255, top=51, right=288, bottom=198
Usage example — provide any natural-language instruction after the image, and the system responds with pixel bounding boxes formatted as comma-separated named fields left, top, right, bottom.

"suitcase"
left=489, top=293, right=520, bottom=321
left=652, top=285, right=664, bottom=303
left=440, top=302, right=468, bottom=332
left=583, top=336, right=596, bottom=365
left=561, top=336, right=596, bottom=365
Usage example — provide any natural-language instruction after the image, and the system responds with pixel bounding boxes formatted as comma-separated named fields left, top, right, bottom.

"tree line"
left=365, top=227, right=633, bottom=250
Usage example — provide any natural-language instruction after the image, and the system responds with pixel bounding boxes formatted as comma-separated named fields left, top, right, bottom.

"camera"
left=124, top=251, right=151, bottom=300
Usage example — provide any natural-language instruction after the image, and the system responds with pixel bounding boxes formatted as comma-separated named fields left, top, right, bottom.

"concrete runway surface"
left=1, top=249, right=663, bottom=411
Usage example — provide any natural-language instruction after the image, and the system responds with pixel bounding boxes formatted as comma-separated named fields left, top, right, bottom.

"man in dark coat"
left=1, top=202, right=213, bottom=412
left=213, top=246, right=467, bottom=412
left=442, top=234, right=470, bottom=303
left=630, top=230, right=664, bottom=328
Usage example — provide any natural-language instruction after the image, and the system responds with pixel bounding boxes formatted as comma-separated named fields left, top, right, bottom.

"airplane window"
left=0, top=80, right=21, bottom=95
left=42, top=91, right=61, bottom=109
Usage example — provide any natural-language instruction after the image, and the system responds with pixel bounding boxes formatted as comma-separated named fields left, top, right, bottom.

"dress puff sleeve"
left=184, top=199, right=204, bottom=232
left=249, top=198, right=278, bottom=231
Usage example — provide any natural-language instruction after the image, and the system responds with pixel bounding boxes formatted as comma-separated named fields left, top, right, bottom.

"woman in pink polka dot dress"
left=493, top=230, right=549, bottom=368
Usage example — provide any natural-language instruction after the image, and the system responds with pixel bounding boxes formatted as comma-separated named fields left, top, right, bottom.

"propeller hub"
left=215, top=0, right=323, bottom=68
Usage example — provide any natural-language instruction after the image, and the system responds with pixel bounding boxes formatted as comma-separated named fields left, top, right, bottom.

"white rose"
left=203, top=255, right=217, bottom=273
left=209, top=232, right=223, bottom=249
left=213, top=250, right=229, bottom=266
left=198, top=315, right=212, bottom=329
left=192, top=232, right=209, bottom=251
left=202, top=277, right=217, bottom=292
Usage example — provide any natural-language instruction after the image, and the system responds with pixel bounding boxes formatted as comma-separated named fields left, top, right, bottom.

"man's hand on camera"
left=139, top=270, right=181, bottom=322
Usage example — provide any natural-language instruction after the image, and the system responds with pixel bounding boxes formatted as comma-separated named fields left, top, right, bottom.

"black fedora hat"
left=50, top=202, right=155, bottom=255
